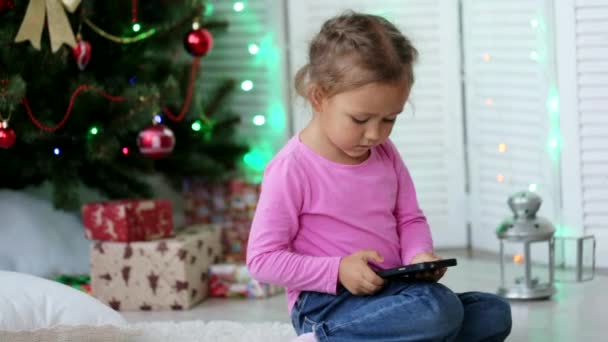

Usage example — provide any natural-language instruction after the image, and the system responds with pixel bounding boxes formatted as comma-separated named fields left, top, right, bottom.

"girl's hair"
left=295, top=11, right=418, bottom=100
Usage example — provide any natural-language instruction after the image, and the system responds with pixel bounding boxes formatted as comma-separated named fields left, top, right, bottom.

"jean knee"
left=413, top=283, right=464, bottom=337
left=464, top=292, right=512, bottom=339
left=490, top=295, right=512, bottom=336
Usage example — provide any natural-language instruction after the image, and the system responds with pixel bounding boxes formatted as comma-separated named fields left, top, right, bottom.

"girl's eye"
left=383, top=118, right=397, bottom=123
left=351, top=117, right=368, bottom=124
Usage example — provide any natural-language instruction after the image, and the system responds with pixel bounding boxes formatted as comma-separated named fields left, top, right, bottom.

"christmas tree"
left=0, top=0, right=247, bottom=209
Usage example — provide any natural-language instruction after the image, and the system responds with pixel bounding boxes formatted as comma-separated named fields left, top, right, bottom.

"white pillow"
left=0, top=271, right=127, bottom=331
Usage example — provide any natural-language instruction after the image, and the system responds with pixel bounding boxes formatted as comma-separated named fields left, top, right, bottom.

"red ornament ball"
left=72, top=38, right=92, bottom=71
left=137, top=124, right=175, bottom=159
left=184, top=29, right=213, bottom=57
left=0, top=0, right=15, bottom=15
left=0, top=121, right=16, bottom=149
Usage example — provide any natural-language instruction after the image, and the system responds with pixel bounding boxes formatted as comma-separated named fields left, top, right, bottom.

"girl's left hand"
left=410, top=252, right=447, bottom=282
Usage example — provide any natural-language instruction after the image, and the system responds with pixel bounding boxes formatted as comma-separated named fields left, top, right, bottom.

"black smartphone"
left=376, top=258, right=457, bottom=280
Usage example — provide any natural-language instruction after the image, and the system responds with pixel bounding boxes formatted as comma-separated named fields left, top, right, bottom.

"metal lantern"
left=496, top=191, right=556, bottom=299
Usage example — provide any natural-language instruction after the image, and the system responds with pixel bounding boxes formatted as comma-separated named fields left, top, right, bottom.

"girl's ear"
left=309, top=84, right=326, bottom=113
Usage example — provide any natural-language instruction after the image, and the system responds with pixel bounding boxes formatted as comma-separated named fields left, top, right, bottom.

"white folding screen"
left=286, top=0, right=467, bottom=247
left=200, top=0, right=290, bottom=180
left=462, top=0, right=561, bottom=252
left=557, top=0, right=608, bottom=267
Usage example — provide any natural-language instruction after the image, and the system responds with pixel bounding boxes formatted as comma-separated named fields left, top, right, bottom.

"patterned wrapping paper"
left=184, top=179, right=260, bottom=262
left=90, top=225, right=222, bottom=311
left=82, top=199, right=173, bottom=242
left=209, top=263, right=284, bottom=299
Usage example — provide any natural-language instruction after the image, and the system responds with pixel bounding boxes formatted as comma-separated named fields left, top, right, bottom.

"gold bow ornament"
left=14, top=0, right=82, bottom=53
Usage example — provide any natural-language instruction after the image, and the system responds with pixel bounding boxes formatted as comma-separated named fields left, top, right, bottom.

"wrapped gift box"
left=82, top=199, right=173, bottom=242
left=183, top=180, right=228, bottom=225
left=209, top=263, right=283, bottom=299
left=184, top=179, right=260, bottom=262
left=90, top=225, right=222, bottom=311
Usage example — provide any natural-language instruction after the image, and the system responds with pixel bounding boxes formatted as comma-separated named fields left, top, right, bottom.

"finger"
left=363, top=268, right=385, bottom=287
left=359, top=250, right=384, bottom=263
left=416, top=271, right=434, bottom=280
left=359, top=278, right=383, bottom=294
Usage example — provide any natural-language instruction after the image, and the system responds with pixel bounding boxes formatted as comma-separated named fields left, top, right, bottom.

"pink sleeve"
left=246, top=155, right=341, bottom=294
left=389, top=142, right=434, bottom=264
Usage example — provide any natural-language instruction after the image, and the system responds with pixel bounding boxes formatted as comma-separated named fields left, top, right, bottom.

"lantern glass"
left=555, top=236, right=596, bottom=282
left=499, top=238, right=555, bottom=299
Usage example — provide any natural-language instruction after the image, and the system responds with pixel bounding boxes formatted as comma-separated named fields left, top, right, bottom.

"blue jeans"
left=291, top=281, right=512, bottom=341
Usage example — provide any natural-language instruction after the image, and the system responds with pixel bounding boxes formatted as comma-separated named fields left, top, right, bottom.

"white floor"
left=123, top=252, right=608, bottom=341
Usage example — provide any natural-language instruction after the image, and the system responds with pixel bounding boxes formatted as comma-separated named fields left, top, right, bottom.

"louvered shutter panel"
left=287, top=0, right=467, bottom=247
left=200, top=1, right=290, bottom=180
left=462, top=0, right=561, bottom=251
left=557, top=0, right=608, bottom=266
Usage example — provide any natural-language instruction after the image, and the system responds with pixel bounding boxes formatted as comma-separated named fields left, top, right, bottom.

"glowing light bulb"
left=513, top=254, right=524, bottom=264
left=53, top=148, right=61, bottom=156
left=233, top=2, right=244, bottom=12
left=530, top=51, right=539, bottom=61
left=498, top=143, right=507, bottom=153
left=482, top=53, right=492, bottom=62
left=496, top=174, right=505, bottom=183
left=550, top=139, right=559, bottom=149
left=485, top=98, right=494, bottom=106
left=252, top=115, right=266, bottom=126
left=241, top=80, right=253, bottom=91
left=154, top=115, right=163, bottom=124
left=530, top=19, right=539, bottom=28
left=90, top=127, right=99, bottom=135
left=191, top=120, right=202, bottom=132
left=248, top=43, right=259, bottom=55
left=132, top=23, right=141, bottom=32
left=122, top=147, right=129, bottom=155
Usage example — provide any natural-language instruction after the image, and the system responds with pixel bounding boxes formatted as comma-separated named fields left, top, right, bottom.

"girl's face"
left=315, top=80, right=410, bottom=162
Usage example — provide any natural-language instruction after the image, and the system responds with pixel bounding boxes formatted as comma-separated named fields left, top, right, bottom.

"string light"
left=122, top=147, right=130, bottom=155
left=529, top=184, right=538, bottom=192
left=241, top=80, right=253, bottom=91
left=496, top=174, right=505, bottom=183
left=549, top=139, right=559, bottom=149
left=204, top=3, right=214, bottom=16
left=530, top=19, right=539, bottom=28
left=482, top=53, right=492, bottom=62
left=132, top=23, right=141, bottom=32
left=530, top=51, right=539, bottom=61
left=252, top=114, right=266, bottom=126
left=154, top=115, right=163, bottom=124
left=191, top=120, right=202, bottom=131
left=548, top=97, right=559, bottom=114
left=233, top=2, right=245, bottom=12
left=243, top=149, right=267, bottom=171
left=248, top=44, right=259, bottom=55
left=89, top=126, right=99, bottom=135
left=53, top=148, right=61, bottom=156
left=498, top=143, right=507, bottom=153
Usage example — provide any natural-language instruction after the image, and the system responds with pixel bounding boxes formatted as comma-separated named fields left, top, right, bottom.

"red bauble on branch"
left=184, top=29, right=213, bottom=57
left=0, top=120, right=16, bottom=149
left=72, top=36, right=92, bottom=71
left=0, top=0, right=15, bottom=15
left=137, top=124, right=175, bottom=159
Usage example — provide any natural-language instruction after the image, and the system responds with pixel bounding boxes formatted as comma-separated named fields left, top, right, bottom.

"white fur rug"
left=129, top=321, right=297, bottom=342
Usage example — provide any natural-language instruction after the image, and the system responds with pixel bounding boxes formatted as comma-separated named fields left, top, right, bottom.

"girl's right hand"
left=338, top=250, right=386, bottom=295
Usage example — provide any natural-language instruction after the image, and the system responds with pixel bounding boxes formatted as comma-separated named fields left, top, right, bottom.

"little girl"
left=247, top=12, right=512, bottom=342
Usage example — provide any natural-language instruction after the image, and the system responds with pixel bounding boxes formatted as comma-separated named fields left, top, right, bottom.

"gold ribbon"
left=14, top=0, right=81, bottom=53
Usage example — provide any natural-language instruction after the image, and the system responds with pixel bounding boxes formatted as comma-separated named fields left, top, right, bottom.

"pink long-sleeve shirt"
left=246, top=136, right=434, bottom=313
